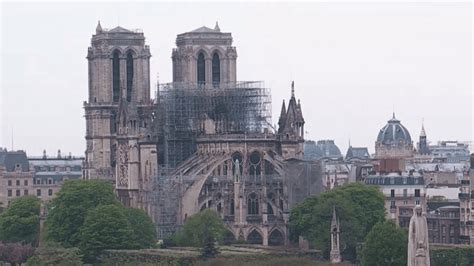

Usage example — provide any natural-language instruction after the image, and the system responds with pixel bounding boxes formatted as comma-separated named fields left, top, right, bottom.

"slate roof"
left=365, top=174, right=425, bottom=186
left=345, top=147, right=370, bottom=159
left=0, top=150, right=29, bottom=172
left=304, top=140, right=342, bottom=160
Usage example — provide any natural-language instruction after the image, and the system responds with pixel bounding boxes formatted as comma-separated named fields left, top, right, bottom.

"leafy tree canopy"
left=78, top=204, right=134, bottom=263
left=44, top=179, right=117, bottom=247
left=359, top=220, right=407, bottom=266
left=174, top=209, right=226, bottom=247
left=0, top=242, right=35, bottom=265
left=124, top=207, right=157, bottom=249
left=0, top=196, right=40, bottom=244
left=289, top=182, right=385, bottom=261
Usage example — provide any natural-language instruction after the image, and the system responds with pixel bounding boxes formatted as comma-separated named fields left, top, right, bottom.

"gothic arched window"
left=126, top=51, right=134, bottom=102
left=197, top=52, right=205, bottom=86
left=112, top=50, right=120, bottom=102
left=247, top=193, right=259, bottom=215
left=212, top=53, right=220, bottom=87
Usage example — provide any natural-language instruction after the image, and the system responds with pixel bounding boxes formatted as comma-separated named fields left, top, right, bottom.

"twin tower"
left=83, top=22, right=239, bottom=209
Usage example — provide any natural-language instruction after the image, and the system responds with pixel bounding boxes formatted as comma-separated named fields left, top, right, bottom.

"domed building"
left=375, top=113, right=414, bottom=159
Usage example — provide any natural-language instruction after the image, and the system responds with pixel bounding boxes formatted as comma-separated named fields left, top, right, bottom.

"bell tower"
left=84, top=22, right=156, bottom=212
left=172, top=22, right=237, bottom=87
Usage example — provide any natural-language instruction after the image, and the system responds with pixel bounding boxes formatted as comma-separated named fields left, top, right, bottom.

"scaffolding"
left=156, top=81, right=272, bottom=169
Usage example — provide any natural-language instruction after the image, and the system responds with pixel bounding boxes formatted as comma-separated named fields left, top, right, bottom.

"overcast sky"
left=1, top=1, right=472, bottom=157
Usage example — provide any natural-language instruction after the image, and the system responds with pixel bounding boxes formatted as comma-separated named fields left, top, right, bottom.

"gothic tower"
left=84, top=22, right=156, bottom=212
left=172, top=22, right=237, bottom=87
left=330, top=207, right=341, bottom=264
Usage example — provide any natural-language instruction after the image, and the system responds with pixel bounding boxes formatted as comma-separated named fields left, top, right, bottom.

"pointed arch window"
left=126, top=52, right=134, bottom=102
left=112, top=51, right=120, bottom=102
left=247, top=193, right=259, bottom=215
left=212, top=53, right=220, bottom=87
left=197, top=52, right=205, bottom=86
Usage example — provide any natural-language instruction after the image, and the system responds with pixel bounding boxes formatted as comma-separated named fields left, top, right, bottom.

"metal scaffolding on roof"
left=156, top=81, right=272, bottom=169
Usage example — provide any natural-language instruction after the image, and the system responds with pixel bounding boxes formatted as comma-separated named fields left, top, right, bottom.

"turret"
left=418, top=121, right=430, bottom=155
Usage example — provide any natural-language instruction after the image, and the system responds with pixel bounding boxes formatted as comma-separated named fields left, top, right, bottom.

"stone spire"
left=214, top=21, right=220, bottom=32
left=330, top=206, right=341, bottom=264
left=278, top=100, right=287, bottom=133
left=418, top=119, right=430, bottom=155
left=96, top=20, right=103, bottom=34
left=420, top=120, right=426, bottom=137
left=277, top=81, right=305, bottom=141
left=291, top=81, right=295, bottom=98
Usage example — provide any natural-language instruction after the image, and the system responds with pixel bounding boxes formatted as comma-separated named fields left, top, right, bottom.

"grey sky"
left=1, top=2, right=472, bottom=157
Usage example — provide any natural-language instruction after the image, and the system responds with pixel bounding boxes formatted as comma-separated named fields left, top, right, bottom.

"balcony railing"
left=246, top=215, right=262, bottom=223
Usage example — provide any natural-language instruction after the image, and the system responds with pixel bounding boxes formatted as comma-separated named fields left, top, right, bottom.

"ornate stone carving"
left=118, top=142, right=129, bottom=187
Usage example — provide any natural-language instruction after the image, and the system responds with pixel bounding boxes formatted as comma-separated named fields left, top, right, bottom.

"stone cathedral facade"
left=84, top=22, right=324, bottom=244
left=83, top=22, right=156, bottom=215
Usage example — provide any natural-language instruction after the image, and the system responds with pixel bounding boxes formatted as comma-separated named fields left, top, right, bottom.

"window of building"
left=212, top=53, right=220, bottom=87
left=16, top=180, right=20, bottom=186
left=414, top=189, right=420, bottom=197
left=247, top=193, right=259, bottom=215
left=37, top=189, right=41, bottom=196
left=126, top=51, right=134, bottom=102
left=7, top=190, right=12, bottom=197
left=24, top=190, right=28, bottom=196
left=197, top=52, right=205, bottom=86
left=112, top=50, right=120, bottom=102
left=48, top=179, right=52, bottom=184
left=390, top=189, right=395, bottom=198
left=403, top=200, right=408, bottom=205
left=230, top=199, right=235, bottom=215
left=24, top=180, right=28, bottom=186
left=48, top=189, right=53, bottom=196
left=7, top=180, right=11, bottom=186
left=16, top=190, right=20, bottom=197
left=403, top=189, right=408, bottom=198
left=415, top=200, right=420, bottom=205
left=391, top=201, right=396, bottom=207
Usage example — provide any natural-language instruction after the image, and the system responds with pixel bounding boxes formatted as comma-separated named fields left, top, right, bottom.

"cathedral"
left=84, top=22, right=323, bottom=245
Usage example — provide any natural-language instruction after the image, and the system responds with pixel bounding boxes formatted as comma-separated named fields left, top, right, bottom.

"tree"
left=44, top=179, right=117, bottom=247
left=78, top=204, right=134, bottom=263
left=174, top=209, right=226, bottom=247
left=359, top=220, right=407, bottom=266
left=0, top=242, right=35, bottom=266
left=0, top=196, right=40, bottom=244
left=123, top=208, right=156, bottom=249
left=201, top=223, right=219, bottom=259
left=289, top=183, right=385, bottom=261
